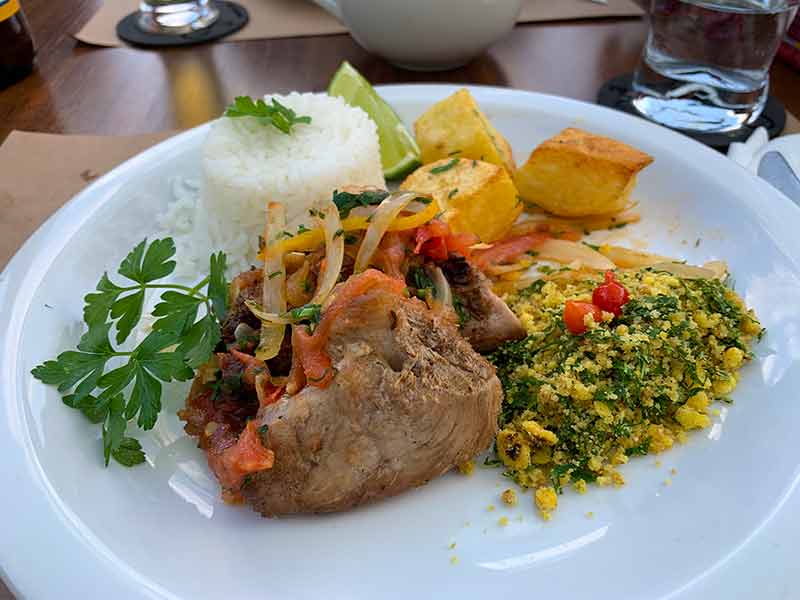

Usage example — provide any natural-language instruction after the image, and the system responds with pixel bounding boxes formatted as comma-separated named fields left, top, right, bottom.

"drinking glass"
left=632, top=0, right=800, bottom=133
left=138, top=0, right=220, bottom=34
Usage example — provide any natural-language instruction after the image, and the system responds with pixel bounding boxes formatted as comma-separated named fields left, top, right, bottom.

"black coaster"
left=116, top=1, right=248, bottom=48
left=597, top=74, right=786, bottom=153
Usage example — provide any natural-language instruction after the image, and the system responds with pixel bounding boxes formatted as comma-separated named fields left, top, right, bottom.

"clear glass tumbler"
left=632, top=0, right=799, bottom=133
left=138, top=0, right=220, bottom=34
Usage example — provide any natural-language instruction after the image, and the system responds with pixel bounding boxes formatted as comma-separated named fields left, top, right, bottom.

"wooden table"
left=1, top=2, right=799, bottom=598
left=2, top=0, right=799, bottom=142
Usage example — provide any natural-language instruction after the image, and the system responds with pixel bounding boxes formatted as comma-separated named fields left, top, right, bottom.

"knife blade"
left=757, top=151, right=800, bottom=207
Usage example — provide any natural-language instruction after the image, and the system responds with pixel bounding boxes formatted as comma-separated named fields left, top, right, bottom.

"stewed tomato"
left=592, top=271, right=630, bottom=316
left=563, top=301, right=603, bottom=335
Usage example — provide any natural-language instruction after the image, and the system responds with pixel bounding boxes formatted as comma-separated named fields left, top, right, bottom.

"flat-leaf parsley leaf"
left=31, top=238, right=228, bottom=467
left=224, top=96, right=312, bottom=134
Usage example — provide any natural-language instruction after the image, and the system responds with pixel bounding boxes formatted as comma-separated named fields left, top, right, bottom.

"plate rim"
left=1, top=83, right=799, bottom=599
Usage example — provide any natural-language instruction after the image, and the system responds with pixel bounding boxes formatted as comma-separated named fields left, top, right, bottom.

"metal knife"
left=758, top=150, right=800, bottom=207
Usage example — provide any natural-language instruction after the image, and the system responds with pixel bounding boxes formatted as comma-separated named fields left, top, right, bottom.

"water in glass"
left=632, top=0, right=799, bottom=132
left=138, top=0, right=219, bottom=34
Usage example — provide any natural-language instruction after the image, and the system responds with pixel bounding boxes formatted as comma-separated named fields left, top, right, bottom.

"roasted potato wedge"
left=414, top=89, right=515, bottom=175
left=515, top=128, right=653, bottom=217
left=401, top=158, right=521, bottom=242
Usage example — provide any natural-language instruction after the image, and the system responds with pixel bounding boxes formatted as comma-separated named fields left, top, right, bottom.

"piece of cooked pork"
left=182, top=269, right=502, bottom=516
left=440, top=256, right=526, bottom=352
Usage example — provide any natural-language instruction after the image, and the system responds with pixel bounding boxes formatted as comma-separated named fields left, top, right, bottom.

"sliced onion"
left=536, top=239, right=616, bottom=271
left=354, top=191, right=418, bottom=273
left=310, top=201, right=345, bottom=305
left=648, top=261, right=728, bottom=280
left=245, top=299, right=294, bottom=325
left=702, top=260, right=729, bottom=280
left=255, top=202, right=287, bottom=360
left=486, top=259, right=534, bottom=276
left=510, top=209, right=641, bottom=236
left=598, top=244, right=672, bottom=268
left=233, top=322, right=257, bottom=343
left=428, top=266, right=453, bottom=309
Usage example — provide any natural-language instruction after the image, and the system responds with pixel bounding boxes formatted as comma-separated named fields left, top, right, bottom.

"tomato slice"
left=413, top=220, right=478, bottom=261
left=209, top=420, right=275, bottom=494
left=472, top=233, right=549, bottom=269
left=563, top=300, right=602, bottom=335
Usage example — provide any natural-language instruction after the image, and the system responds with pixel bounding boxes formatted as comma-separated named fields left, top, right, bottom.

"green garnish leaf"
left=83, top=273, right=124, bottom=326
left=286, top=303, right=322, bottom=326
left=102, top=394, right=126, bottom=466
left=111, top=437, right=146, bottom=467
left=110, top=290, right=145, bottom=345
left=208, top=251, right=228, bottom=321
left=152, top=291, right=202, bottom=334
left=332, top=189, right=390, bottom=219
left=224, top=96, right=312, bottom=134
left=177, top=314, right=222, bottom=369
left=127, top=365, right=162, bottom=430
left=118, top=238, right=177, bottom=284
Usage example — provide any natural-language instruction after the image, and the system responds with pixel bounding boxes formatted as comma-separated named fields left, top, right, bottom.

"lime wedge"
left=328, top=61, right=421, bottom=180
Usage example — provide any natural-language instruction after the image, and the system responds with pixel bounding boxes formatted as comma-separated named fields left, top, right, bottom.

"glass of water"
left=632, top=0, right=800, bottom=133
left=138, top=0, right=220, bottom=34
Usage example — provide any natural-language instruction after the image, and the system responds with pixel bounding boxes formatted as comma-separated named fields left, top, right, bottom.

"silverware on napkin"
left=758, top=151, right=800, bottom=206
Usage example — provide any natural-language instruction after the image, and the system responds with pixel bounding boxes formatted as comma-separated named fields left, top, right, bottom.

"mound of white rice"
left=159, top=92, right=384, bottom=275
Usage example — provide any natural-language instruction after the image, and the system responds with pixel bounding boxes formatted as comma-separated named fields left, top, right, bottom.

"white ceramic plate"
left=2, top=85, right=800, bottom=600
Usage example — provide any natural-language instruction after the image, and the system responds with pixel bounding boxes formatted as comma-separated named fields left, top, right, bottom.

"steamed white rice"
left=159, top=92, right=384, bottom=275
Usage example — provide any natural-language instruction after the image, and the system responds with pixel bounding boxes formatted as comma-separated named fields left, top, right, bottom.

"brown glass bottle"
left=0, top=0, right=35, bottom=89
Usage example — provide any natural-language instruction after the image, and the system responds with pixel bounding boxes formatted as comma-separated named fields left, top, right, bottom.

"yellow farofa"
left=489, top=268, right=763, bottom=519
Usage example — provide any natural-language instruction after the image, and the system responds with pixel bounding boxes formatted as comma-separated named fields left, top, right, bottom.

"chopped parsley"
left=486, top=269, right=763, bottom=507
left=430, top=158, right=459, bottom=174
left=332, top=189, right=389, bottom=218
left=285, top=303, right=322, bottom=326
left=453, top=294, right=470, bottom=327
left=408, top=266, right=435, bottom=300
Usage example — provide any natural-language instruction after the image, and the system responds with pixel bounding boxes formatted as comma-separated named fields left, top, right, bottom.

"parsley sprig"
left=31, top=238, right=228, bottom=468
left=224, top=96, right=311, bottom=134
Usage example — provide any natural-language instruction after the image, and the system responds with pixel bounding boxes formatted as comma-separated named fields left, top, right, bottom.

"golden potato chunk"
left=400, top=158, right=521, bottom=242
left=515, top=128, right=653, bottom=217
left=414, top=88, right=515, bottom=175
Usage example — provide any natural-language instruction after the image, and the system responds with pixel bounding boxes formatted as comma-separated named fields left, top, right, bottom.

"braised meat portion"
left=242, top=282, right=502, bottom=516
left=440, top=256, right=525, bottom=352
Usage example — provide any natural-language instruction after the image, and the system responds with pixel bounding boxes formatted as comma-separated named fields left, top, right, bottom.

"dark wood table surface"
left=2, top=0, right=800, bottom=143
left=1, top=1, right=800, bottom=598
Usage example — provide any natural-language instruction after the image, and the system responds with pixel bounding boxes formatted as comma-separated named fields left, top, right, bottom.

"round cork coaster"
left=597, top=73, right=786, bottom=153
left=116, top=1, right=248, bottom=48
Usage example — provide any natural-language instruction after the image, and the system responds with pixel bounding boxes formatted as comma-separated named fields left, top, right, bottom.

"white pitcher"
left=312, top=0, right=523, bottom=71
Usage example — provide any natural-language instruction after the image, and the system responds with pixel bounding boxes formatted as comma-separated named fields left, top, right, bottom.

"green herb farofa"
left=488, top=268, right=763, bottom=518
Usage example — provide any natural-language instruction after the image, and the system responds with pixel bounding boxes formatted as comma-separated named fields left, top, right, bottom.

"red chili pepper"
left=563, top=301, right=602, bottom=335
left=592, top=271, right=630, bottom=316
